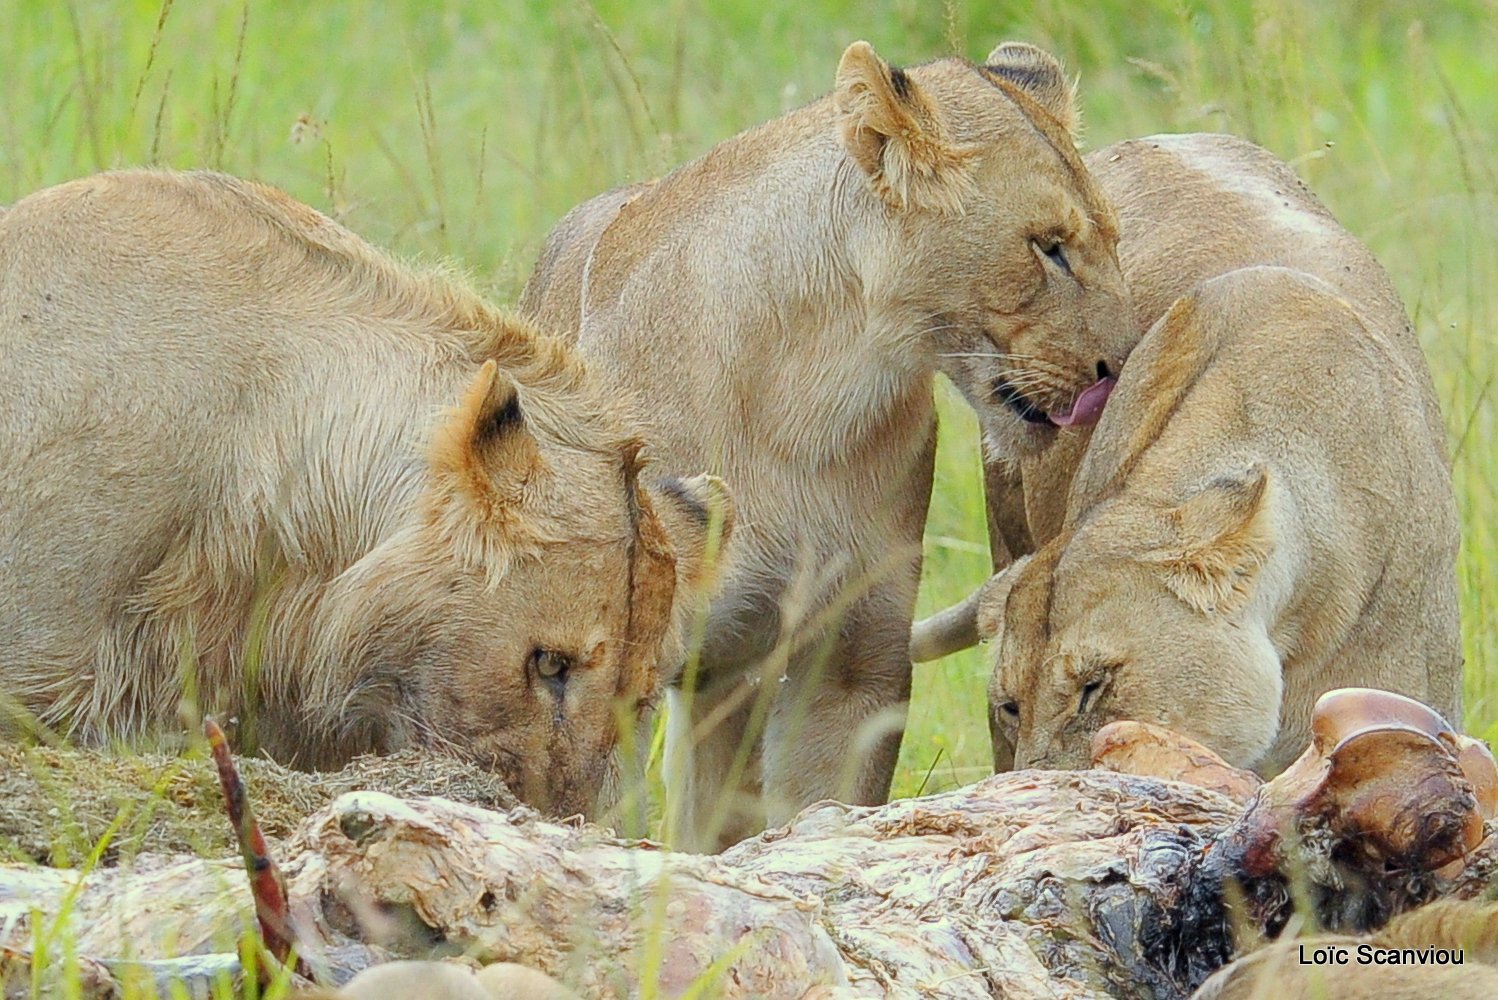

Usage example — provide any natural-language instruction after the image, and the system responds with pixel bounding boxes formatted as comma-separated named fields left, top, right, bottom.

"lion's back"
left=1086, top=133, right=1423, bottom=370
left=517, top=181, right=655, bottom=340
left=1015, top=133, right=1449, bottom=542
left=0, top=171, right=450, bottom=711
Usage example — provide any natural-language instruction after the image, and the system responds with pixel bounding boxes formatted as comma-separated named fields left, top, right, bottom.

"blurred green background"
left=3, top=0, right=1495, bottom=801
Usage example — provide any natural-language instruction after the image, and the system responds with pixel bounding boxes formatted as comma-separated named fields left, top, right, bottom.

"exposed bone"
left=1091, top=720, right=1263, bottom=804
left=1216, top=689, right=1485, bottom=884
left=1456, top=734, right=1498, bottom=819
left=0, top=773, right=1244, bottom=999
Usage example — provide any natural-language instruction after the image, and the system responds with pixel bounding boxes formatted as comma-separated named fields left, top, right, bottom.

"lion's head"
left=833, top=41, right=1134, bottom=453
left=981, top=462, right=1284, bottom=774
left=319, top=357, right=734, bottom=819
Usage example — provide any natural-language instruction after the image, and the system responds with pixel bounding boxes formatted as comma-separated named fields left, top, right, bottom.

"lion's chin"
left=982, top=415, right=1056, bottom=460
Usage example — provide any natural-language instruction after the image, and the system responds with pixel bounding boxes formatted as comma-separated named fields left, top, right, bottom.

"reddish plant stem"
left=204, top=717, right=315, bottom=982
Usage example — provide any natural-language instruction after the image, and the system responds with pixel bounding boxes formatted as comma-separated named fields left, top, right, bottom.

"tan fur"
left=0, top=170, right=732, bottom=819
left=913, top=132, right=1434, bottom=662
left=332, top=962, right=492, bottom=1000
left=983, top=42, right=1081, bottom=137
left=969, top=134, right=1459, bottom=772
left=1193, top=900, right=1498, bottom=999
left=1011, top=131, right=1447, bottom=552
left=521, top=41, right=1132, bottom=849
left=931, top=133, right=1451, bottom=593
left=983, top=265, right=1460, bottom=774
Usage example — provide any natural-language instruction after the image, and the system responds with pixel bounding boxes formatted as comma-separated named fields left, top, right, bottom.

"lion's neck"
left=608, top=111, right=937, bottom=472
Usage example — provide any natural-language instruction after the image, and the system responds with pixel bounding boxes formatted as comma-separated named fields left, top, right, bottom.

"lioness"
left=913, top=132, right=1451, bottom=659
left=982, top=264, right=1460, bottom=774
left=0, top=170, right=731, bottom=818
left=1192, top=900, right=1498, bottom=999
left=521, top=42, right=1133, bottom=847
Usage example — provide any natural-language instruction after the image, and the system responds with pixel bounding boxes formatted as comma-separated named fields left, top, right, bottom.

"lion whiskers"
left=937, top=350, right=1079, bottom=390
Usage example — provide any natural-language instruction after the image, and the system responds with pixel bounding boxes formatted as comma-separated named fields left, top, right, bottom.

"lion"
left=0, top=169, right=732, bottom=820
left=980, top=264, right=1460, bottom=775
left=520, top=41, right=1134, bottom=848
left=912, top=131, right=1452, bottom=661
left=1192, top=899, right=1498, bottom=999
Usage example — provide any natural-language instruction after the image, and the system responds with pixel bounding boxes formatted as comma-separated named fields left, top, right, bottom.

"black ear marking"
left=1203, top=463, right=1269, bottom=502
left=981, top=42, right=1078, bottom=135
left=888, top=63, right=912, bottom=99
left=658, top=477, right=711, bottom=526
left=468, top=365, right=525, bottom=449
left=985, top=61, right=1055, bottom=94
left=480, top=390, right=524, bottom=442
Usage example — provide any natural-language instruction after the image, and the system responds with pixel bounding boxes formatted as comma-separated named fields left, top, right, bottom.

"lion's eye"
left=1032, top=236, right=1072, bottom=276
left=528, top=649, right=573, bottom=694
left=1078, top=679, right=1102, bottom=714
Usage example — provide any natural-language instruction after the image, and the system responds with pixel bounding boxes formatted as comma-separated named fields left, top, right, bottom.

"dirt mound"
left=0, top=743, right=518, bottom=865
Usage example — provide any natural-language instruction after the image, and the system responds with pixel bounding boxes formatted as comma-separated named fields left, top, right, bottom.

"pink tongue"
left=1048, top=377, right=1117, bottom=427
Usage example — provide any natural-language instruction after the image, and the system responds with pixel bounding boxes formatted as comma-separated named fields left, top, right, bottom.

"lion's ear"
left=984, top=42, right=1079, bottom=137
left=834, top=40, right=975, bottom=215
left=429, top=360, right=545, bottom=523
left=1143, top=465, right=1275, bottom=615
left=646, top=473, right=736, bottom=592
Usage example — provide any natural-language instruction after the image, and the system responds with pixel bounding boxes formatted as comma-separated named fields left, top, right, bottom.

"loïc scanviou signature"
left=1300, top=943, right=1466, bottom=967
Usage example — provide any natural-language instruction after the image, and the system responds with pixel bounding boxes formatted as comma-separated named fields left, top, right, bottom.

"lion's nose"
left=1014, top=729, right=1066, bottom=772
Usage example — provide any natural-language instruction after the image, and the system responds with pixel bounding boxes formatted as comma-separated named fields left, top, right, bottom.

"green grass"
left=2, top=0, right=1497, bottom=990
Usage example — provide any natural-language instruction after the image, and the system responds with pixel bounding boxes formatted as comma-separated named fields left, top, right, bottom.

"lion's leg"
left=753, top=432, right=931, bottom=824
left=759, top=579, right=916, bottom=826
left=662, top=677, right=768, bottom=853
left=982, top=443, right=1033, bottom=571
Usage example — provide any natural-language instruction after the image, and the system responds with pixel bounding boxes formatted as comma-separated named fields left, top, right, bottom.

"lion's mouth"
left=1048, top=377, right=1116, bottom=427
left=993, top=375, right=1117, bottom=429
left=993, top=377, right=1052, bottom=425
